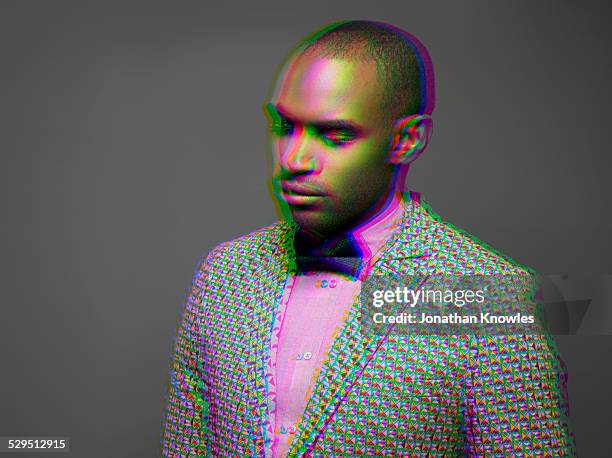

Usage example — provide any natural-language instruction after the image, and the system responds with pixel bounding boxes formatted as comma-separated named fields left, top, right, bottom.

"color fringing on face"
left=266, top=53, right=400, bottom=238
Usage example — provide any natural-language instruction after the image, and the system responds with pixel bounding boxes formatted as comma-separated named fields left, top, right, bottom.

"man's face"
left=266, top=53, right=397, bottom=237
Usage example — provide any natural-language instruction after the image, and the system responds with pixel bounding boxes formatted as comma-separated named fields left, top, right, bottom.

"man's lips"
left=279, top=182, right=326, bottom=205
left=280, top=182, right=325, bottom=196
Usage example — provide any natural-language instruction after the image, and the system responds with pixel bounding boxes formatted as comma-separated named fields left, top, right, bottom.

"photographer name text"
left=372, top=311, right=535, bottom=324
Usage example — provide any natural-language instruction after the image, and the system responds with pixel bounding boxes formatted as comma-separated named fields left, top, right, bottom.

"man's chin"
left=287, top=209, right=349, bottom=239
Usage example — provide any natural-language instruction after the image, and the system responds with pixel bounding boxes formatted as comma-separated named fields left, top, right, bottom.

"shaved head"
left=288, top=20, right=435, bottom=121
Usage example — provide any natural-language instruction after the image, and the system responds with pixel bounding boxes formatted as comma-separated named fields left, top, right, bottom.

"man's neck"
left=353, top=191, right=404, bottom=238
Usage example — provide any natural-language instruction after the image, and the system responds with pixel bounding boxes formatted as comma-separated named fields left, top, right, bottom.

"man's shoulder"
left=409, top=198, right=534, bottom=276
left=201, top=221, right=294, bottom=271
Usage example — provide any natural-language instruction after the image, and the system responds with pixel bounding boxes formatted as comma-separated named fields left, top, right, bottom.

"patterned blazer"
left=162, top=194, right=575, bottom=457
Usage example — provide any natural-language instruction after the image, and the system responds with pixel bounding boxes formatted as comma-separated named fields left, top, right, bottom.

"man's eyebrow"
left=266, top=103, right=363, bottom=131
left=313, top=120, right=361, bottom=131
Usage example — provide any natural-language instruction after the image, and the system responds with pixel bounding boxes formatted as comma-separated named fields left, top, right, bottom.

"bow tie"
left=293, top=230, right=366, bottom=278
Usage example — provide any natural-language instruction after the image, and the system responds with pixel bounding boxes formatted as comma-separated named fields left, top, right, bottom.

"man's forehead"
left=270, top=53, right=386, bottom=123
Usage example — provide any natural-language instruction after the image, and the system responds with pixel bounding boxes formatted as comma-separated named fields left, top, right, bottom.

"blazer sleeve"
left=162, top=257, right=211, bottom=457
left=462, top=331, right=576, bottom=455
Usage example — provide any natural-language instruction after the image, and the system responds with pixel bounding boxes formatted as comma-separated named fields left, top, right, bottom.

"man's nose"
left=280, top=126, right=317, bottom=174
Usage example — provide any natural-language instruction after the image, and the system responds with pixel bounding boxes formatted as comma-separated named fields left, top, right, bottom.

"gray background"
left=1, top=1, right=610, bottom=456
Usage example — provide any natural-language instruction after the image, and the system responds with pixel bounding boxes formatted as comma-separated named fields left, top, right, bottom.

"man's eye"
left=270, top=120, right=293, bottom=136
left=321, top=130, right=355, bottom=146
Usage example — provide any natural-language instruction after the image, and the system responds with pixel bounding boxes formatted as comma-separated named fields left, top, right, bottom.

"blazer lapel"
left=242, top=222, right=297, bottom=456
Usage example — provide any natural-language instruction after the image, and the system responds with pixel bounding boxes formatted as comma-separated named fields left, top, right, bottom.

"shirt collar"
left=352, top=192, right=407, bottom=262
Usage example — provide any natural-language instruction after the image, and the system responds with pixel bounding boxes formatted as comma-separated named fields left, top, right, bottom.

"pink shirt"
left=266, top=195, right=406, bottom=457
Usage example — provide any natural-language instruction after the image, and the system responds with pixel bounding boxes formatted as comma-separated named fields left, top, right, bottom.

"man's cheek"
left=271, top=139, right=286, bottom=158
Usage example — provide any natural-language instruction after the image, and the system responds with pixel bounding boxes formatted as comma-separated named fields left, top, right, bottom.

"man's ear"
left=388, top=114, right=433, bottom=165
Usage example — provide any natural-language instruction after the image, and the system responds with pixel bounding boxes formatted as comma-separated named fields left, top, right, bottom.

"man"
left=162, top=20, right=575, bottom=456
